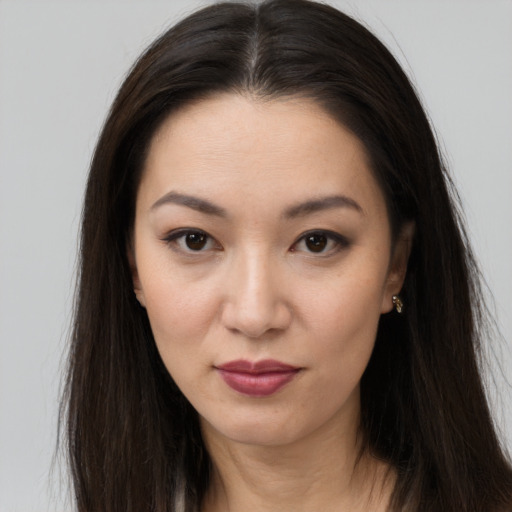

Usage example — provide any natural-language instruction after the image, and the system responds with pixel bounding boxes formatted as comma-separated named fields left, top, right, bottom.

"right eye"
left=163, top=229, right=219, bottom=252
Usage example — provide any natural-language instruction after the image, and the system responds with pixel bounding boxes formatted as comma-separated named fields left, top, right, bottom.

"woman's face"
left=131, top=94, right=408, bottom=447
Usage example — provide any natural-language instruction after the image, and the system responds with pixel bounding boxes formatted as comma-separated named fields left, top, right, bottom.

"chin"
left=200, top=412, right=307, bottom=448
left=222, top=428, right=300, bottom=448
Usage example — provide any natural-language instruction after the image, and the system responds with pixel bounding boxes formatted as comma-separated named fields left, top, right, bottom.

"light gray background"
left=1, top=1, right=511, bottom=510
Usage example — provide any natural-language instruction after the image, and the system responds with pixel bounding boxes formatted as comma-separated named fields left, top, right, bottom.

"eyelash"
left=162, top=229, right=220, bottom=253
left=291, top=230, right=349, bottom=255
left=162, top=229, right=349, bottom=256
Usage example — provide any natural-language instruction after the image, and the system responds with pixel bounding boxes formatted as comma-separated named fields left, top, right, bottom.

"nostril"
left=221, top=300, right=292, bottom=339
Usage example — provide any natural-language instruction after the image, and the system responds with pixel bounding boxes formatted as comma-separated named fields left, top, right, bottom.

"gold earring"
left=392, top=295, right=403, bottom=314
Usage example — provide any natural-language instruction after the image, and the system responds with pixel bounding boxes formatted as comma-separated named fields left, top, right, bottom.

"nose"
left=220, top=251, right=292, bottom=339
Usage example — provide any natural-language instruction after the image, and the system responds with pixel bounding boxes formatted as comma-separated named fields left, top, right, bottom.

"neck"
left=200, top=405, right=393, bottom=512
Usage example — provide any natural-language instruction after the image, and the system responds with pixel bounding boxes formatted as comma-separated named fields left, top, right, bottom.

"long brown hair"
left=62, top=1, right=512, bottom=510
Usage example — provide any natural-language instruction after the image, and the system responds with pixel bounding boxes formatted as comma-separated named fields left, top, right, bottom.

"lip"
left=215, top=359, right=301, bottom=397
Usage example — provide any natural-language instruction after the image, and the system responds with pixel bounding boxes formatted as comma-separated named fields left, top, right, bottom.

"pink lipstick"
left=215, top=359, right=300, bottom=397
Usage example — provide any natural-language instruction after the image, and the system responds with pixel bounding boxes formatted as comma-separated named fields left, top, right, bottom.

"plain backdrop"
left=1, top=1, right=511, bottom=510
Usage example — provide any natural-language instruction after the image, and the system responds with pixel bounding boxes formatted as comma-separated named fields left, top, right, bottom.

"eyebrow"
left=151, top=191, right=227, bottom=217
left=283, top=195, right=364, bottom=218
left=150, top=191, right=363, bottom=218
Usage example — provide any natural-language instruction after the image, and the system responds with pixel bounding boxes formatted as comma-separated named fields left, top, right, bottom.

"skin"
left=131, top=94, right=412, bottom=511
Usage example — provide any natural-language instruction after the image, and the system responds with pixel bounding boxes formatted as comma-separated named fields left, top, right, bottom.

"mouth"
left=214, top=359, right=301, bottom=397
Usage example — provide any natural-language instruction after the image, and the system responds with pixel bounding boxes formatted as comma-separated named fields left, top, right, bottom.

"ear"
left=127, top=243, right=146, bottom=308
left=381, top=221, right=415, bottom=314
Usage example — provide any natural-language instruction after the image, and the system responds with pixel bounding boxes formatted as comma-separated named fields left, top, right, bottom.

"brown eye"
left=185, top=232, right=208, bottom=250
left=305, top=234, right=328, bottom=252
left=164, top=229, right=217, bottom=253
left=292, top=230, right=349, bottom=255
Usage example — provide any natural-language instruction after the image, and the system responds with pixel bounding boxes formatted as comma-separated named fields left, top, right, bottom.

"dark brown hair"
left=62, top=1, right=512, bottom=510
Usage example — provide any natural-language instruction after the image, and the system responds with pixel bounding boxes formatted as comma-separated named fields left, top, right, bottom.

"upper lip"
left=215, top=359, right=300, bottom=374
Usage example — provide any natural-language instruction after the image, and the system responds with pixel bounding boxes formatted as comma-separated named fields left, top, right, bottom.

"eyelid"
left=161, top=228, right=221, bottom=253
left=161, top=228, right=348, bottom=256
left=291, top=229, right=350, bottom=255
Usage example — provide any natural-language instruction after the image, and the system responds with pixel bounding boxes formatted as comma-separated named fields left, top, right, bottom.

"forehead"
left=139, top=93, right=386, bottom=219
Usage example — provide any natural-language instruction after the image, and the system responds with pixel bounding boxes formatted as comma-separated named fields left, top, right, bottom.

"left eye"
left=292, top=231, right=348, bottom=254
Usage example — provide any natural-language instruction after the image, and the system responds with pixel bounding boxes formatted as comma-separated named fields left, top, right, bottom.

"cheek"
left=304, top=259, right=386, bottom=333
left=137, top=251, right=222, bottom=370
left=301, top=264, right=387, bottom=380
left=144, top=279, right=217, bottom=343
left=142, top=279, right=220, bottom=401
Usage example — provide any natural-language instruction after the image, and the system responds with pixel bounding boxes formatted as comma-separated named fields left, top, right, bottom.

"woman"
left=63, top=0, right=512, bottom=510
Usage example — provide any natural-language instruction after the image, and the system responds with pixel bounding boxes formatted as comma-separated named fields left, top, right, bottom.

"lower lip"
left=217, top=369, right=299, bottom=397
